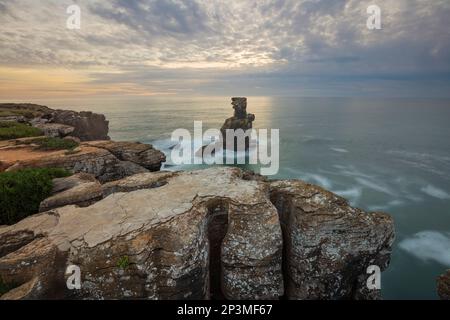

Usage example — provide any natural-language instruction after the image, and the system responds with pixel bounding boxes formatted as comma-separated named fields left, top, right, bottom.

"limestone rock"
left=0, top=139, right=165, bottom=183
left=0, top=168, right=283, bottom=300
left=49, top=110, right=110, bottom=141
left=437, top=269, right=450, bottom=300
left=269, top=180, right=395, bottom=300
left=84, top=140, right=166, bottom=171
left=33, top=123, right=75, bottom=138
left=220, top=97, right=255, bottom=151
left=0, top=168, right=395, bottom=300
left=39, top=173, right=103, bottom=212
left=0, top=103, right=53, bottom=120
left=0, top=115, right=27, bottom=123
left=102, top=171, right=176, bottom=197
left=0, top=103, right=109, bottom=141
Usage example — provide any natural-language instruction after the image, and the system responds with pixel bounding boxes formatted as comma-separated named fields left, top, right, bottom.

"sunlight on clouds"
left=0, top=0, right=449, bottom=98
left=0, top=67, right=176, bottom=99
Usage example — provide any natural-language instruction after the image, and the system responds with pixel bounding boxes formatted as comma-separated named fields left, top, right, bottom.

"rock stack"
left=220, top=97, right=255, bottom=151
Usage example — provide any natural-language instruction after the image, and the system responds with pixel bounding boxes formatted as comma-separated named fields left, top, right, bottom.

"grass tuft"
left=0, top=121, right=43, bottom=140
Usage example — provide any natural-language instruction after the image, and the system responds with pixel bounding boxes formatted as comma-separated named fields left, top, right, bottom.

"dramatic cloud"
left=0, top=0, right=449, bottom=98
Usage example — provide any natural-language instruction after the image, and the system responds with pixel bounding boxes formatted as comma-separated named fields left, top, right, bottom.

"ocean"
left=33, top=96, right=450, bottom=299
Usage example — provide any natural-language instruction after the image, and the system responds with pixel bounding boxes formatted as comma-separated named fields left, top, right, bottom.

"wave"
left=367, top=200, right=404, bottom=212
left=330, top=147, right=349, bottom=153
left=421, top=185, right=450, bottom=200
left=355, top=177, right=393, bottom=195
left=399, top=231, right=450, bottom=267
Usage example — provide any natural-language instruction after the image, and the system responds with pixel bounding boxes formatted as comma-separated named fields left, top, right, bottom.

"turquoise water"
left=34, top=96, right=450, bottom=299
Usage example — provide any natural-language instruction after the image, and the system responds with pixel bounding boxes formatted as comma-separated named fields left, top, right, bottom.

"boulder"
left=84, top=140, right=166, bottom=171
left=33, top=123, right=75, bottom=138
left=437, top=269, right=450, bottom=300
left=0, top=167, right=395, bottom=300
left=39, top=173, right=103, bottom=212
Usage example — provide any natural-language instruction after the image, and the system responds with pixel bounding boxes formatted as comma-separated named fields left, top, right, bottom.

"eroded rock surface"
left=39, top=173, right=103, bottom=212
left=220, top=97, right=255, bottom=151
left=50, top=110, right=109, bottom=141
left=84, top=140, right=166, bottom=171
left=0, top=103, right=109, bottom=141
left=437, top=269, right=450, bottom=300
left=33, top=123, right=75, bottom=138
left=0, top=168, right=283, bottom=299
left=270, top=180, right=395, bottom=300
left=0, top=167, right=395, bottom=300
left=0, top=140, right=164, bottom=183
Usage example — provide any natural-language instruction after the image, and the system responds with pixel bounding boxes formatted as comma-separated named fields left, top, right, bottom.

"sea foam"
left=399, top=231, right=450, bottom=266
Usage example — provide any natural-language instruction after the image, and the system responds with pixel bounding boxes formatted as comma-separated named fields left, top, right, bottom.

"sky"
left=0, top=0, right=450, bottom=99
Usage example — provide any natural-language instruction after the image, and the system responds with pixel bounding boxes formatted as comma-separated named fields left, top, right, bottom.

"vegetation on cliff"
left=0, top=168, right=70, bottom=225
left=0, top=121, right=43, bottom=140
left=19, top=137, right=79, bottom=151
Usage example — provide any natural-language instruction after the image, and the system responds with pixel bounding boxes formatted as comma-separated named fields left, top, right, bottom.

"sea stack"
left=220, top=97, right=255, bottom=151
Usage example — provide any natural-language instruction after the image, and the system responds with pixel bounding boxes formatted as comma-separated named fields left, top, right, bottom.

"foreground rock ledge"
left=0, top=167, right=395, bottom=300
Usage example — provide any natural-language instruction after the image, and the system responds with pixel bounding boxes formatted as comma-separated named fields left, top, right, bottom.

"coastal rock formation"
left=0, top=103, right=110, bottom=141
left=220, top=97, right=255, bottom=150
left=49, top=110, right=109, bottom=141
left=39, top=173, right=103, bottom=212
left=33, top=123, right=75, bottom=138
left=270, top=180, right=395, bottom=299
left=101, top=171, right=176, bottom=196
left=437, top=269, right=450, bottom=300
left=0, top=103, right=53, bottom=120
left=84, top=141, right=166, bottom=172
left=0, top=167, right=395, bottom=300
left=0, top=139, right=165, bottom=182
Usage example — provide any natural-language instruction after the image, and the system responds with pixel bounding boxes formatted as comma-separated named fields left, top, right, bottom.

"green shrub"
left=0, top=121, right=43, bottom=140
left=117, top=256, right=130, bottom=269
left=0, top=168, right=71, bottom=225
left=22, top=137, right=79, bottom=151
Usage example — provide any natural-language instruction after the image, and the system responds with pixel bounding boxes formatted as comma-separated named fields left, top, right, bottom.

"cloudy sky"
left=0, top=0, right=449, bottom=99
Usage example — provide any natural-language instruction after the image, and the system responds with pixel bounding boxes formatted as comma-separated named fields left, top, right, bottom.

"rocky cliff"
left=0, top=138, right=165, bottom=182
left=0, top=167, right=395, bottom=300
left=0, top=103, right=166, bottom=180
left=0, top=103, right=109, bottom=141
